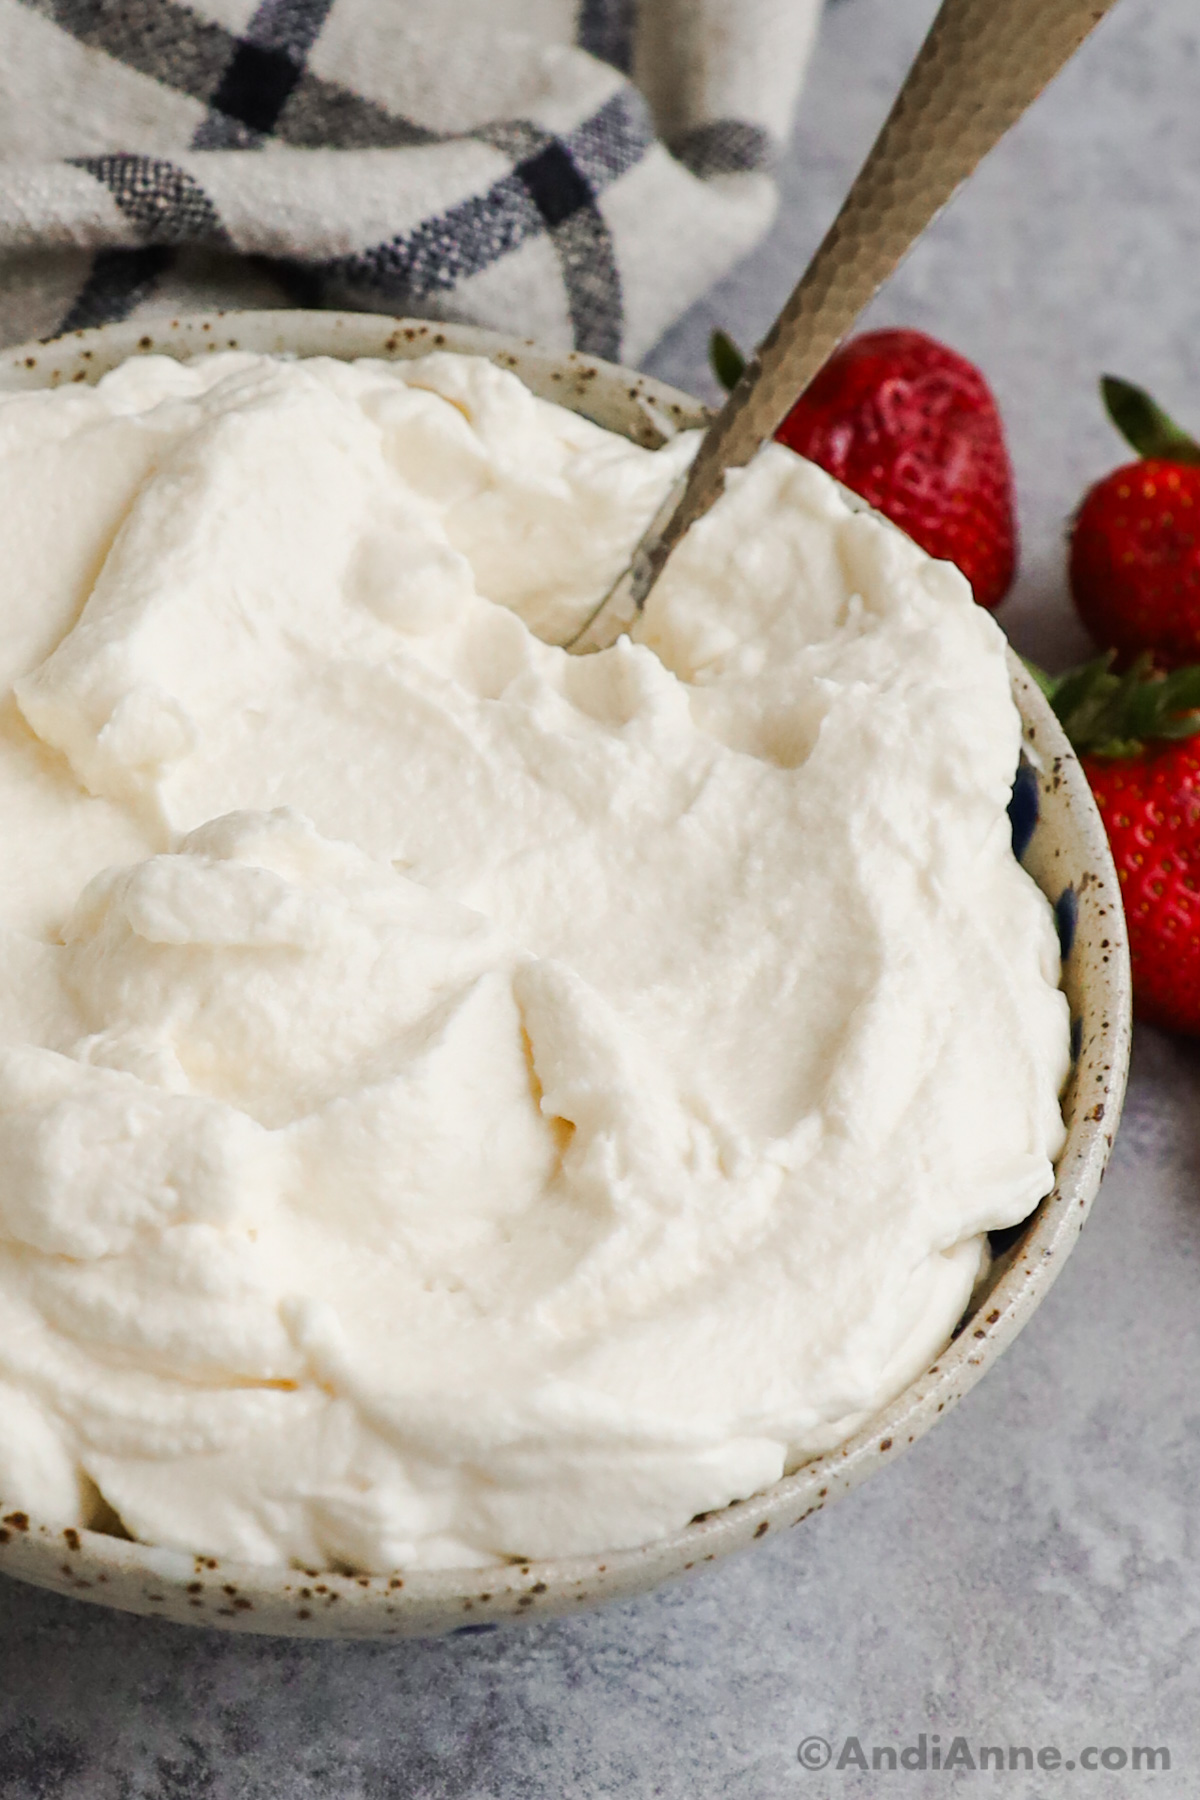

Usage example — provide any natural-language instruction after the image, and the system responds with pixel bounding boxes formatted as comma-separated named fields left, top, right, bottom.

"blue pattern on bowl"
left=1056, top=886, right=1078, bottom=960
left=1008, top=755, right=1040, bottom=861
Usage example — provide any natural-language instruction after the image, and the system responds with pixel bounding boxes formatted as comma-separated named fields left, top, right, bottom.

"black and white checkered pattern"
left=0, top=0, right=823, bottom=360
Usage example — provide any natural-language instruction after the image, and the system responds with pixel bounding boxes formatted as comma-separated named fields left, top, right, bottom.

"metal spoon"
left=568, top=0, right=1120, bottom=653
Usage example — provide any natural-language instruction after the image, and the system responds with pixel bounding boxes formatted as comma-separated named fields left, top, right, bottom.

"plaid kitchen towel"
left=0, top=0, right=823, bottom=361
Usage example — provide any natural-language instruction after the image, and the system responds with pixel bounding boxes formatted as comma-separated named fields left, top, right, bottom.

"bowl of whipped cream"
left=0, top=311, right=1130, bottom=1637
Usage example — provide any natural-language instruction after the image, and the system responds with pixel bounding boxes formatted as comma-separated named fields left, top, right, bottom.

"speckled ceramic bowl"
left=0, top=311, right=1132, bottom=1638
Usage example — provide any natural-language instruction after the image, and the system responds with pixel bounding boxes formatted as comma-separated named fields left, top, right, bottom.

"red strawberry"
left=1070, top=375, right=1200, bottom=669
left=1036, top=652, right=1200, bottom=1032
left=710, top=326, right=1017, bottom=608
left=1085, top=745, right=1200, bottom=1033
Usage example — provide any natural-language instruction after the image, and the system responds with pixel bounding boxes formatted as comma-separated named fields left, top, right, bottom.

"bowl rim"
left=0, top=310, right=1133, bottom=1638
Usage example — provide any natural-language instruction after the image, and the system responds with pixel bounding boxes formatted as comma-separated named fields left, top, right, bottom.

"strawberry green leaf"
left=1085, top=737, right=1148, bottom=761
left=710, top=329, right=746, bottom=394
left=1101, top=375, right=1200, bottom=465
left=1113, top=650, right=1158, bottom=731
left=1144, top=715, right=1200, bottom=741
left=1159, top=665, right=1200, bottom=712
left=1036, top=649, right=1200, bottom=756
left=1044, top=653, right=1118, bottom=740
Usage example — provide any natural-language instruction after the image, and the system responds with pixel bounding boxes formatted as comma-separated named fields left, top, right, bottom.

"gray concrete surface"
left=1, top=0, right=1199, bottom=1793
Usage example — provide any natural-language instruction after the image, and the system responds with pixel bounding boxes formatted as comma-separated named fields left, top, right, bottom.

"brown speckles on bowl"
left=0, top=310, right=1131, bottom=1641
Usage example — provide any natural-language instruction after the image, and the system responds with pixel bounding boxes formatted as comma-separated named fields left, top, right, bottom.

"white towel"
left=0, top=0, right=823, bottom=359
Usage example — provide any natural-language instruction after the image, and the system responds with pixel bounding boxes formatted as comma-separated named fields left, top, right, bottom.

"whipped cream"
left=0, top=349, right=1069, bottom=1571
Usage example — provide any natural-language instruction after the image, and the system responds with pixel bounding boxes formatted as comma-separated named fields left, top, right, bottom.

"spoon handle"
left=572, top=0, right=1119, bottom=651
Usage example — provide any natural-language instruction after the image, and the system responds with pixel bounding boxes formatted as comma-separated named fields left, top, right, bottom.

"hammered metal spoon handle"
left=571, top=0, right=1119, bottom=652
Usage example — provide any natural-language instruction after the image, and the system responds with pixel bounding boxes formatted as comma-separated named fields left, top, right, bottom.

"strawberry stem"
left=1026, top=651, right=1200, bottom=757
left=1101, top=375, right=1200, bottom=465
left=709, top=329, right=746, bottom=394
